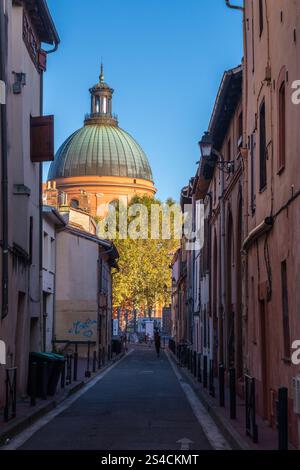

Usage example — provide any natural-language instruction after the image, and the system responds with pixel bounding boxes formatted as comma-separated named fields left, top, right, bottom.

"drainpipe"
left=212, top=150, right=226, bottom=366
left=39, top=71, right=44, bottom=350
left=225, top=0, right=249, bottom=372
left=205, top=192, right=213, bottom=362
left=39, top=38, right=60, bottom=351
left=0, top=0, right=8, bottom=319
left=220, top=163, right=226, bottom=367
left=225, top=0, right=244, bottom=12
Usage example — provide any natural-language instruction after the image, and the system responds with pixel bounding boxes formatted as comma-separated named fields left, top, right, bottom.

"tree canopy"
left=108, top=195, right=180, bottom=315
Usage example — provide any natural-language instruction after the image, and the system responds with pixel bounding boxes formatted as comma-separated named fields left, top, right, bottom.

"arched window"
left=96, top=97, right=100, bottom=113
left=102, top=96, right=107, bottom=114
left=278, top=80, right=286, bottom=171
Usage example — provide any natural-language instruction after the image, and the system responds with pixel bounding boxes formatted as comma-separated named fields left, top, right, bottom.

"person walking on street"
left=154, top=331, right=161, bottom=358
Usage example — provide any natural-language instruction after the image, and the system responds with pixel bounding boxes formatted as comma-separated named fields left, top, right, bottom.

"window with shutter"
left=278, top=81, right=286, bottom=171
left=259, top=100, right=267, bottom=191
left=30, top=115, right=54, bottom=163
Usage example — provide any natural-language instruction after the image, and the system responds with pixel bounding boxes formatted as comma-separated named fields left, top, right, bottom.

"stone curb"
left=168, top=350, right=251, bottom=450
left=0, top=352, right=125, bottom=447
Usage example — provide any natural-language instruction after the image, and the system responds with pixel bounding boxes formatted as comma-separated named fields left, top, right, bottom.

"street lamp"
left=199, top=131, right=235, bottom=174
left=199, top=131, right=213, bottom=158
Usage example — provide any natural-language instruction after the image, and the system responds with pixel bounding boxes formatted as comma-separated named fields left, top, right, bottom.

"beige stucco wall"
left=55, top=231, right=98, bottom=344
left=42, top=214, right=57, bottom=352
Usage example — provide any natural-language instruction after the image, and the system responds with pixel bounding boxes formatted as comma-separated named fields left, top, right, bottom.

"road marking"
left=2, top=350, right=134, bottom=450
left=166, top=350, right=231, bottom=451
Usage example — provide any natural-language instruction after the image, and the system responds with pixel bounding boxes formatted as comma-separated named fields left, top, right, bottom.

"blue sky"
left=43, top=0, right=243, bottom=201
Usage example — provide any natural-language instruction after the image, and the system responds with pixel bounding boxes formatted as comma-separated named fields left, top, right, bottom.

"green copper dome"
left=48, top=125, right=153, bottom=181
left=48, top=65, right=153, bottom=182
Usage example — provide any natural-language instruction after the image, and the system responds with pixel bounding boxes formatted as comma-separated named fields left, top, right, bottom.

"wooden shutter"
left=38, top=50, right=47, bottom=72
left=259, top=101, right=267, bottom=190
left=30, top=115, right=54, bottom=163
left=278, top=81, right=286, bottom=171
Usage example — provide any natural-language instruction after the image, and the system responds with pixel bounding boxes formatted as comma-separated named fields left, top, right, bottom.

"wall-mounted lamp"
left=199, top=131, right=235, bottom=174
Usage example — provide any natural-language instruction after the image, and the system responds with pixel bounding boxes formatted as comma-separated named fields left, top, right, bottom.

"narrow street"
left=8, top=348, right=229, bottom=451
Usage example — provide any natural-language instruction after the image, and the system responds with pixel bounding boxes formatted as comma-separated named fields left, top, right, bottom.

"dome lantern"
left=85, top=64, right=118, bottom=126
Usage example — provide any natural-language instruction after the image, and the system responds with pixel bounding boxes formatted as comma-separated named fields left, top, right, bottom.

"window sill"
left=277, top=165, right=285, bottom=175
left=259, top=185, right=267, bottom=194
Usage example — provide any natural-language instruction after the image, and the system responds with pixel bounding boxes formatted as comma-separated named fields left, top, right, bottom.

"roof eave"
left=208, top=64, right=242, bottom=150
left=16, top=0, right=60, bottom=46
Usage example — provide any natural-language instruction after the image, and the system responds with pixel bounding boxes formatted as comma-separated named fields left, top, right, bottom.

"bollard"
left=85, top=342, right=91, bottom=377
left=187, top=348, right=190, bottom=370
left=209, top=360, right=215, bottom=397
left=278, top=387, right=288, bottom=450
left=66, top=354, right=72, bottom=385
left=73, top=350, right=78, bottom=382
left=98, top=347, right=102, bottom=369
left=229, top=367, right=236, bottom=419
left=93, top=350, right=97, bottom=373
left=61, top=359, right=66, bottom=389
left=194, top=352, right=197, bottom=377
left=245, top=375, right=258, bottom=443
left=41, top=362, right=47, bottom=400
left=102, top=347, right=105, bottom=366
left=30, top=362, right=37, bottom=407
left=203, top=355, right=208, bottom=389
left=198, top=354, right=202, bottom=383
left=219, top=364, right=225, bottom=407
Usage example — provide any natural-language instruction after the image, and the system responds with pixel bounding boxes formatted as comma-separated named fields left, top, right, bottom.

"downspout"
left=221, top=164, right=226, bottom=367
left=225, top=0, right=244, bottom=12
left=0, top=0, right=8, bottom=319
left=212, top=150, right=226, bottom=366
left=40, top=37, right=60, bottom=350
left=39, top=72, right=44, bottom=350
left=205, top=192, right=213, bottom=362
left=225, top=0, right=248, bottom=372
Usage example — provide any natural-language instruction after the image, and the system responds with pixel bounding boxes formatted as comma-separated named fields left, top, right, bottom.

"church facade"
left=44, top=65, right=156, bottom=217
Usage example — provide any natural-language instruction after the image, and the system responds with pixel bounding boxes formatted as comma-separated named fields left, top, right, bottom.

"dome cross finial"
left=100, top=62, right=104, bottom=83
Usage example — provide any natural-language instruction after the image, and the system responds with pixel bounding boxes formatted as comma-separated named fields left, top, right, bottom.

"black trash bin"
left=28, top=352, right=65, bottom=398
left=48, top=353, right=65, bottom=395
left=28, top=352, right=54, bottom=398
left=112, top=338, right=122, bottom=355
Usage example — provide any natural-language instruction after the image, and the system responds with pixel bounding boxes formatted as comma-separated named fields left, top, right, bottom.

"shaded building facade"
left=0, top=0, right=59, bottom=404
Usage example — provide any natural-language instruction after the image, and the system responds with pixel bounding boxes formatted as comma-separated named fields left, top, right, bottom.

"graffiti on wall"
left=68, top=319, right=97, bottom=339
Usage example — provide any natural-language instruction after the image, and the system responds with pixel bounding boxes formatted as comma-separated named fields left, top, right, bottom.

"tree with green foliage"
left=108, top=195, right=180, bottom=317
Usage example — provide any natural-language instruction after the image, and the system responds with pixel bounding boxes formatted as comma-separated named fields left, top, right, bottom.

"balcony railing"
left=84, top=112, right=118, bottom=121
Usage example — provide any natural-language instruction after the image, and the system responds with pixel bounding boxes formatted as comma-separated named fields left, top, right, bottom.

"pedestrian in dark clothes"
left=154, top=331, right=161, bottom=358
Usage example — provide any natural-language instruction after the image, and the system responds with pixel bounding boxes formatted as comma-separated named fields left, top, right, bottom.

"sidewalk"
left=0, top=352, right=124, bottom=446
left=168, top=350, right=284, bottom=450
